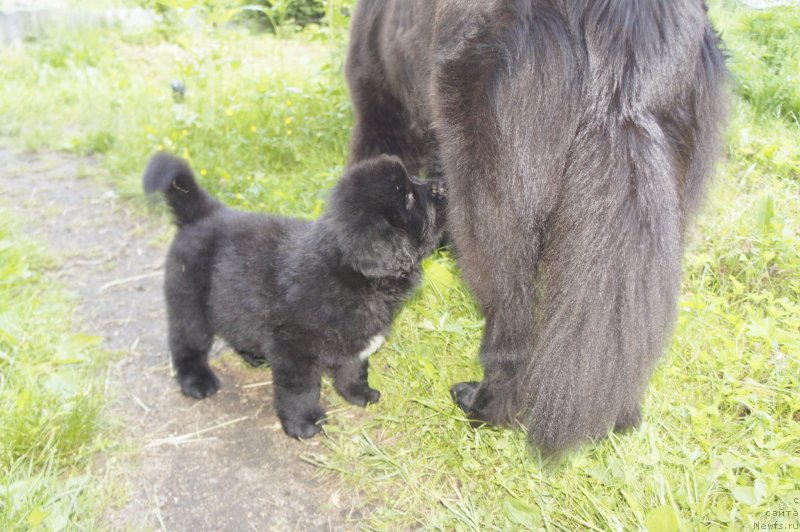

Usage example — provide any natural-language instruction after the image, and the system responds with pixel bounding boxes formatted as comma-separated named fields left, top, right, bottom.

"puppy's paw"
left=364, top=387, right=381, bottom=405
left=281, top=406, right=326, bottom=439
left=176, top=366, right=220, bottom=399
left=450, top=381, right=480, bottom=413
left=237, top=349, right=269, bottom=368
left=341, top=385, right=381, bottom=407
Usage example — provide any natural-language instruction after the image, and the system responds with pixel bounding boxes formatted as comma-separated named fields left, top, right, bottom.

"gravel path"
left=0, top=143, right=352, bottom=530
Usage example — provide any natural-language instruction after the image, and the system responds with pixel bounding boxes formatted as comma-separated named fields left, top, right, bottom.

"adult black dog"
left=144, top=153, right=445, bottom=438
left=346, top=0, right=727, bottom=451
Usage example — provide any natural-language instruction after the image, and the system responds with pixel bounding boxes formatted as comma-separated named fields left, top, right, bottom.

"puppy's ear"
left=348, top=236, right=416, bottom=278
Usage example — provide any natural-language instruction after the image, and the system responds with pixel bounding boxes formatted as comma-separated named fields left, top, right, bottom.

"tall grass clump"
left=716, top=0, right=800, bottom=182
left=0, top=213, right=113, bottom=530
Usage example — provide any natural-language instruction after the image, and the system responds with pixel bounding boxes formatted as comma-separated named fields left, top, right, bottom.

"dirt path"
left=0, top=143, right=352, bottom=530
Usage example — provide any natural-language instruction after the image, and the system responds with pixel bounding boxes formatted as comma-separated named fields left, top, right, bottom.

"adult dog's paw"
left=450, top=381, right=480, bottom=412
left=176, top=366, right=220, bottom=399
left=281, top=406, right=326, bottom=439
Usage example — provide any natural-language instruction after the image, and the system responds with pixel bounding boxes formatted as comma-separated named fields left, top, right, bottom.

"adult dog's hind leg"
left=613, top=404, right=642, bottom=434
left=444, top=184, right=539, bottom=426
left=450, top=292, right=532, bottom=426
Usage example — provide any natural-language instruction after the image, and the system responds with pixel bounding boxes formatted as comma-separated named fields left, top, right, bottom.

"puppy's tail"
left=143, top=152, right=221, bottom=226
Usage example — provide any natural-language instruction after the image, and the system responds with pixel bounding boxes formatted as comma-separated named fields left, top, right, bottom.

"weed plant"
left=0, top=214, right=113, bottom=530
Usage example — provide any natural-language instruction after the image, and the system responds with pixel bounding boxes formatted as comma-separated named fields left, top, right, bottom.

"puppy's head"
left=324, top=155, right=446, bottom=278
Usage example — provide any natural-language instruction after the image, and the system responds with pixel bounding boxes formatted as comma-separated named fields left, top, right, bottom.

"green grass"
left=0, top=2, right=353, bottom=216
left=0, top=0, right=798, bottom=529
left=0, top=213, right=114, bottom=530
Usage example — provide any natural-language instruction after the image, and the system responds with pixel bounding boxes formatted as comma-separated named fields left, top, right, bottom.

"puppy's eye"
left=405, top=191, right=415, bottom=210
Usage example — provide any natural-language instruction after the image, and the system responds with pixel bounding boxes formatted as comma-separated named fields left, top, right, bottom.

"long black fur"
left=143, top=152, right=446, bottom=438
left=346, top=0, right=728, bottom=452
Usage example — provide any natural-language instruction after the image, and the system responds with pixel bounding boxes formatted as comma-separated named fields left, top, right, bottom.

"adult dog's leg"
left=449, top=262, right=537, bottom=426
left=345, top=1, right=422, bottom=173
left=346, top=79, right=421, bottom=175
left=433, top=4, right=582, bottom=432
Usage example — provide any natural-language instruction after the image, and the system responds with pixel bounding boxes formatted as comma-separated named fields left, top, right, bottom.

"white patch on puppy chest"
left=358, top=335, right=386, bottom=361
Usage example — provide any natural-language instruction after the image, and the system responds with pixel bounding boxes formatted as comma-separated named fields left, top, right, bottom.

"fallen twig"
left=145, top=416, right=249, bottom=448
left=99, top=271, right=162, bottom=292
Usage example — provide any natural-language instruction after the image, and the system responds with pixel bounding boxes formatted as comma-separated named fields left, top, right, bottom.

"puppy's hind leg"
left=236, top=349, right=269, bottom=368
left=165, top=259, right=219, bottom=399
left=169, top=324, right=218, bottom=399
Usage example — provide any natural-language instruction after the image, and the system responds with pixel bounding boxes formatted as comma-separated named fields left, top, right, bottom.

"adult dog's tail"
left=143, top=152, right=221, bottom=226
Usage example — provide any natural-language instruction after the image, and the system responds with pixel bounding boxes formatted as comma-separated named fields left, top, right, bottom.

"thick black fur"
left=346, top=0, right=728, bottom=451
left=143, top=152, right=446, bottom=438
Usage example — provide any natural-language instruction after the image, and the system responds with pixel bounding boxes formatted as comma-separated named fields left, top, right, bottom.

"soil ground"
left=0, top=142, right=353, bottom=530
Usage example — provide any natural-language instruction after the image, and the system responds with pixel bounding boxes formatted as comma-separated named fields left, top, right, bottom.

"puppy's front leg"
left=272, top=354, right=325, bottom=439
left=333, top=356, right=381, bottom=407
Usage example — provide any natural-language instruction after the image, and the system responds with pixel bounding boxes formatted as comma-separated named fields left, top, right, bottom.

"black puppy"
left=144, top=153, right=445, bottom=438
